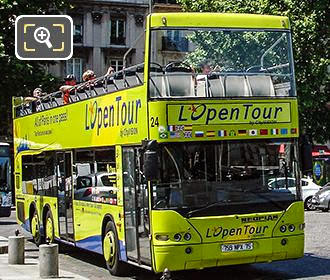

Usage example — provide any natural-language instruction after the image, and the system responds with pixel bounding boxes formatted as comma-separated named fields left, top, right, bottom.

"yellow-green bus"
left=13, top=13, right=305, bottom=276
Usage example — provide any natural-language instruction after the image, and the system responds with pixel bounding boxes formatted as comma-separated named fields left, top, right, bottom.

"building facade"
left=48, top=0, right=181, bottom=81
left=48, top=0, right=150, bottom=81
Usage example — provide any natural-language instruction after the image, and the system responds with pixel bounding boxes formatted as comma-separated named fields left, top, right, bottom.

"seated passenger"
left=24, top=87, right=46, bottom=112
left=196, top=61, right=212, bottom=82
left=196, top=61, right=213, bottom=96
left=105, top=66, right=115, bottom=76
left=82, top=70, right=96, bottom=82
left=60, top=74, right=77, bottom=105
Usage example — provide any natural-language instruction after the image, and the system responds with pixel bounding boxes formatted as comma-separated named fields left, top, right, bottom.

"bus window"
left=44, top=152, right=57, bottom=197
left=22, top=155, right=35, bottom=195
left=149, top=29, right=294, bottom=98
left=152, top=140, right=298, bottom=216
left=74, top=148, right=117, bottom=204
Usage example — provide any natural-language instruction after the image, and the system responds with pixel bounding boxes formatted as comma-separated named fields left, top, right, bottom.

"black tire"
left=103, top=221, right=128, bottom=276
left=30, top=209, right=43, bottom=246
left=304, top=196, right=315, bottom=211
left=45, top=211, right=55, bottom=244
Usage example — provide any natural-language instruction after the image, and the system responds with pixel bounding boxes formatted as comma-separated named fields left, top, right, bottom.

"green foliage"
left=177, top=0, right=330, bottom=143
left=0, top=0, right=69, bottom=138
left=184, top=30, right=289, bottom=72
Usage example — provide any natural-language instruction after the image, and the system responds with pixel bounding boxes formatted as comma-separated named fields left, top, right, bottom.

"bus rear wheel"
left=103, top=221, right=127, bottom=276
left=45, top=211, right=55, bottom=244
left=31, top=210, right=43, bottom=246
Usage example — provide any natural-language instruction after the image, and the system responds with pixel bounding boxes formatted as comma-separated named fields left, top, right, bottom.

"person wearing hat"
left=60, top=74, right=77, bottom=104
left=82, top=70, right=96, bottom=82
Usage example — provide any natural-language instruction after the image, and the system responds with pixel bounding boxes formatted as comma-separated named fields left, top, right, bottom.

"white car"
left=268, top=178, right=321, bottom=210
left=74, top=172, right=118, bottom=204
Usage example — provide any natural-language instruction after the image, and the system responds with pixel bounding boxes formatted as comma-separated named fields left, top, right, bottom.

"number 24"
left=150, top=117, right=159, bottom=127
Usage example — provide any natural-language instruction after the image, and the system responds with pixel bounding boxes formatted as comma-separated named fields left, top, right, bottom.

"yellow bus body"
left=13, top=12, right=304, bottom=274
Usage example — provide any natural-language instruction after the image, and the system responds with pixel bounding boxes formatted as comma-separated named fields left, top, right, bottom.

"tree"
left=177, top=0, right=330, bottom=143
left=0, top=0, right=69, bottom=139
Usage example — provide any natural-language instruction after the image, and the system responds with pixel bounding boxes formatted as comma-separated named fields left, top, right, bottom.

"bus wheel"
left=31, top=210, right=43, bottom=246
left=103, top=221, right=126, bottom=276
left=45, top=211, right=55, bottom=244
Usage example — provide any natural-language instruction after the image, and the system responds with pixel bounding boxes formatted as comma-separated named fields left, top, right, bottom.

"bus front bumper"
left=153, top=234, right=304, bottom=273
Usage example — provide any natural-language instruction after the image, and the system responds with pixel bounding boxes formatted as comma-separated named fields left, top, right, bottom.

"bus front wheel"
left=103, top=221, right=127, bottom=276
left=45, top=211, right=55, bottom=244
left=31, top=210, right=43, bottom=246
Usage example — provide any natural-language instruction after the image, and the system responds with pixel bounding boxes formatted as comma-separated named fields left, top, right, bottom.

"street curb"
left=0, top=236, right=8, bottom=254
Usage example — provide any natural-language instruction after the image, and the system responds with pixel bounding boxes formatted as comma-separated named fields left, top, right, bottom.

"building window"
left=110, top=18, right=126, bottom=45
left=66, top=58, right=83, bottom=81
left=162, top=30, right=188, bottom=52
left=108, top=58, right=123, bottom=72
left=72, top=15, right=83, bottom=44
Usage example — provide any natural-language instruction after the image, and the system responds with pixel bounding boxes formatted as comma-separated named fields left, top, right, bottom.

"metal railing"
left=13, top=63, right=144, bottom=118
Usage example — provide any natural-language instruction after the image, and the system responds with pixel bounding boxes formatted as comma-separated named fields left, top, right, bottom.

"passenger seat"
left=224, top=75, right=251, bottom=97
left=165, top=66, right=195, bottom=97
left=247, top=75, right=275, bottom=97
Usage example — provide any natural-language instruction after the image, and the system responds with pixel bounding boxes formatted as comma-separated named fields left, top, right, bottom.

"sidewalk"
left=0, top=236, right=89, bottom=280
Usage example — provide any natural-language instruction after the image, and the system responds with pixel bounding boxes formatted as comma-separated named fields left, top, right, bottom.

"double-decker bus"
left=13, top=13, right=305, bottom=275
left=0, top=142, right=12, bottom=217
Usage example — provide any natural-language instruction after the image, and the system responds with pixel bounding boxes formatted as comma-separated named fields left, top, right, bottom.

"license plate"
left=221, top=242, right=253, bottom=252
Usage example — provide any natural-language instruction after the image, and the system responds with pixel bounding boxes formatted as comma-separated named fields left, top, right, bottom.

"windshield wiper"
left=186, top=200, right=231, bottom=218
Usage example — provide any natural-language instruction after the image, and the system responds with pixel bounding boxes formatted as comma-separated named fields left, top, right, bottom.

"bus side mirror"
left=300, top=135, right=313, bottom=175
left=143, top=140, right=159, bottom=181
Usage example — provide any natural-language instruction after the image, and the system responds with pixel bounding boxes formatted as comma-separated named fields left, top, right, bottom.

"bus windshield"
left=149, top=28, right=294, bottom=98
left=152, top=140, right=299, bottom=216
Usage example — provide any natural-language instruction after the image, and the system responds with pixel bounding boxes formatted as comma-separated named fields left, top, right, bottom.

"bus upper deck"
left=13, top=13, right=295, bottom=118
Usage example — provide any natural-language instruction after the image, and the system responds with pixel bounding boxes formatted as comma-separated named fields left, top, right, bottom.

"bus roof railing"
left=13, top=63, right=145, bottom=118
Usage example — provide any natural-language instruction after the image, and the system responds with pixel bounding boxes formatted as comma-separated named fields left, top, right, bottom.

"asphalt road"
left=1, top=210, right=330, bottom=280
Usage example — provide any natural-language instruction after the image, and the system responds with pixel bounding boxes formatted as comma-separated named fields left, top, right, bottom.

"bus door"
left=56, top=152, right=74, bottom=241
left=122, top=148, right=151, bottom=266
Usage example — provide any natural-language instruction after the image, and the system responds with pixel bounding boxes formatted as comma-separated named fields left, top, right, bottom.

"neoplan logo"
left=241, top=214, right=279, bottom=223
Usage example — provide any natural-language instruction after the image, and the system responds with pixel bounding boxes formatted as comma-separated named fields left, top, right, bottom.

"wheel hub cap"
left=46, top=217, right=54, bottom=242
left=31, top=215, right=39, bottom=237
left=103, top=231, right=116, bottom=265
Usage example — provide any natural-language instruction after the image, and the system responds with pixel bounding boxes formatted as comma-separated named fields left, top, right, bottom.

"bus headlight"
left=288, top=224, right=295, bottom=232
left=280, top=225, right=287, bottom=233
left=174, top=233, right=182, bottom=241
left=184, top=233, right=191, bottom=241
left=155, top=234, right=169, bottom=241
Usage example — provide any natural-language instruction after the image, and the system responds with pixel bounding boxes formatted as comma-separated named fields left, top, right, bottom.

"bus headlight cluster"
left=173, top=232, right=192, bottom=242
left=280, top=224, right=296, bottom=233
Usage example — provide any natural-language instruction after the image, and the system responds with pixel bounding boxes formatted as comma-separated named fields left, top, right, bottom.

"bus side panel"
left=73, top=146, right=125, bottom=256
left=73, top=203, right=122, bottom=255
